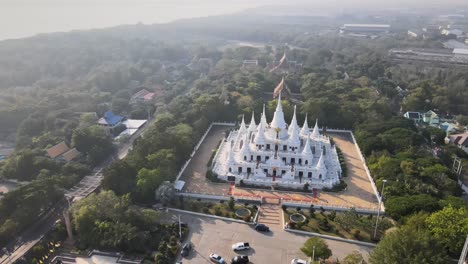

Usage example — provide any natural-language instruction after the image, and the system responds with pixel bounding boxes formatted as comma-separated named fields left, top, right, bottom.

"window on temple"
left=308, top=172, right=312, bottom=178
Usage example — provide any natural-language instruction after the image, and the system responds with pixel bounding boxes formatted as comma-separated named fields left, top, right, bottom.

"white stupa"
left=213, top=80, right=342, bottom=189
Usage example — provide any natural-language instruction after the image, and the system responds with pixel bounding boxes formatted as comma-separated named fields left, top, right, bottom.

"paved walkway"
left=181, top=125, right=231, bottom=195
left=257, top=204, right=282, bottom=230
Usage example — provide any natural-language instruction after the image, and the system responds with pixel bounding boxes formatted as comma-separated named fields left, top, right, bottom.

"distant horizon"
left=1, top=0, right=468, bottom=41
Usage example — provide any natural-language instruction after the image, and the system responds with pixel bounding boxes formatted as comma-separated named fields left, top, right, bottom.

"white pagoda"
left=212, top=87, right=342, bottom=190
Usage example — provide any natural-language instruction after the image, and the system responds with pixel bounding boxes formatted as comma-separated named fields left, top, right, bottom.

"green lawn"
left=283, top=208, right=392, bottom=243
left=172, top=197, right=258, bottom=222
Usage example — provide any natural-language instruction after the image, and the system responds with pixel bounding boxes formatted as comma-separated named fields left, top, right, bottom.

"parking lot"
left=172, top=212, right=372, bottom=264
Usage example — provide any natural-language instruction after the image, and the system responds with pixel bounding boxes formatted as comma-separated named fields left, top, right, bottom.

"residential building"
left=212, top=80, right=342, bottom=190
left=403, top=111, right=423, bottom=123
left=340, top=24, right=391, bottom=34
left=407, top=29, right=422, bottom=38
left=423, top=110, right=440, bottom=126
left=130, top=89, right=155, bottom=104
left=439, top=121, right=457, bottom=134
left=441, top=28, right=465, bottom=38
left=389, top=48, right=468, bottom=67
left=446, top=132, right=468, bottom=153
left=46, top=142, right=81, bottom=162
left=98, top=111, right=125, bottom=129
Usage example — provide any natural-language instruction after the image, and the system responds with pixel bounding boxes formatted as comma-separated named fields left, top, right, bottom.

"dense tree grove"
left=0, top=15, right=467, bottom=260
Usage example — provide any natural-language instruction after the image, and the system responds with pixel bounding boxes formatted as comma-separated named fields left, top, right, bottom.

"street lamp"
left=373, top=179, right=387, bottom=239
left=178, top=215, right=182, bottom=239
left=312, top=245, right=316, bottom=263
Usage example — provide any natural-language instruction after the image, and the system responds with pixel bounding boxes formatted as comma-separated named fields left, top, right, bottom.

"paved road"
left=172, top=212, right=373, bottom=264
left=0, top=118, right=153, bottom=264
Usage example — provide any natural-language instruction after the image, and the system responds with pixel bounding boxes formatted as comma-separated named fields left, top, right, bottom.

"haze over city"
left=1, top=0, right=468, bottom=40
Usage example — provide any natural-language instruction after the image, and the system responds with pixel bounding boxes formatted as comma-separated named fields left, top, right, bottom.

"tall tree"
left=425, top=206, right=468, bottom=256
left=300, top=237, right=332, bottom=261
left=369, top=226, right=449, bottom=264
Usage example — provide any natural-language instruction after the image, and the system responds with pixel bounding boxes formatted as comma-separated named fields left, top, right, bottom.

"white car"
left=209, top=253, right=226, bottom=264
left=291, top=258, right=307, bottom=264
left=231, top=242, right=250, bottom=251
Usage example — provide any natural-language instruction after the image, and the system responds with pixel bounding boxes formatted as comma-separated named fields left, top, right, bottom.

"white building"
left=340, top=24, right=391, bottom=34
left=212, top=89, right=342, bottom=190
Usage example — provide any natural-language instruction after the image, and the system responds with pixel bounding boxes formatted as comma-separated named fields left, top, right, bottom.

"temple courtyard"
left=179, top=125, right=379, bottom=211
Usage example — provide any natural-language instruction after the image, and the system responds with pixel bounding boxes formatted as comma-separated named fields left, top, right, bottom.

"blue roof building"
left=98, top=111, right=124, bottom=128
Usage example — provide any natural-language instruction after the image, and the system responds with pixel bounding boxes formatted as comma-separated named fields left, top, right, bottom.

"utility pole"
left=373, top=179, right=387, bottom=240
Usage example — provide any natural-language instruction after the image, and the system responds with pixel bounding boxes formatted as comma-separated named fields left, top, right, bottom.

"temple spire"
left=254, top=118, right=266, bottom=146
left=261, top=104, right=268, bottom=128
left=317, top=150, right=326, bottom=170
left=288, top=119, right=301, bottom=149
left=311, top=119, right=320, bottom=138
left=302, top=136, right=312, bottom=156
left=301, top=114, right=310, bottom=136
left=270, top=91, right=288, bottom=139
left=239, top=114, right=247, bottom=133
left=248, top=111, right=256, bottom=133
left=288, top=105, right=299, bottom=134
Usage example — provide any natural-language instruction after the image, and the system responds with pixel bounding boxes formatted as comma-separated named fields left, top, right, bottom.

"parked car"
left=254, top=223, right=270, bottom=232
left=181, top=243, right=192, bottom=257
left=209, top=253, right=226, bottom=264
left=231, top=255, right=249, bottom=264
left=174, top=221, right=188, bottom=228
left=291, top=258, right=307, bottom=264
left=231, top=242, right=250, bottom=251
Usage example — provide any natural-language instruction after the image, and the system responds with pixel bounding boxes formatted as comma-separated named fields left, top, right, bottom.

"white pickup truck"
left=231, top=242, right=250, bottom=251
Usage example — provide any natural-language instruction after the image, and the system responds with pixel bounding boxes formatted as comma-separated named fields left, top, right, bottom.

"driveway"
left=171, top=212, right=373, bottom=264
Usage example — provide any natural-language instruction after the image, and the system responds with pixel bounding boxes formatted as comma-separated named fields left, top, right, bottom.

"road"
left=171, top=212, right=373, bottom=264
left=0, top=118, right=153, bottom=264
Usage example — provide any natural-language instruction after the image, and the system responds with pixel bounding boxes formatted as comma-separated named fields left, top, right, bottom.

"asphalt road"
left=172, top=212, right=373, bottom=264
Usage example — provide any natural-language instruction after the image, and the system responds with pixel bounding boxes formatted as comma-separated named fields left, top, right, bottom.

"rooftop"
left=47, top=141, right=71, bottom=159
left=343, top=24, right=390, bottom=28
left=98, top=111, right=124, bottom=126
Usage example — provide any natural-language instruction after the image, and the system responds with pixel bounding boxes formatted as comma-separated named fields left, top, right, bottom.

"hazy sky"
left=0, top=0, right=293, bottom=40
left=0, top=0, right=467, bottom=41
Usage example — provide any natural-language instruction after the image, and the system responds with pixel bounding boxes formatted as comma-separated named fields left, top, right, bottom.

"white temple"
left=212, top=89, right=342, bottom=190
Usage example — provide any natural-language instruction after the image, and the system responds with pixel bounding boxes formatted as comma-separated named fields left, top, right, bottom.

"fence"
left=281, top=200, right=383, bottom=215
left=176, top=192, right=262, bottom=203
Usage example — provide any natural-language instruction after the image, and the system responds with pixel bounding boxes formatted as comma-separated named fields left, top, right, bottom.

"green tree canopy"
left=300, top=237, right=332, bottom=261
left=370, top=226, right=449, bottom=264
left=425, top=206, right=468, bottom=256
